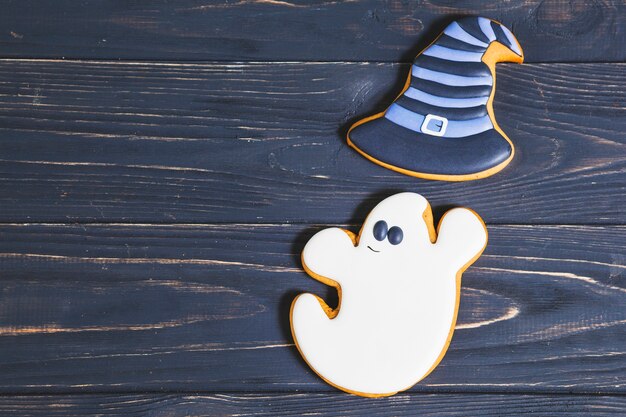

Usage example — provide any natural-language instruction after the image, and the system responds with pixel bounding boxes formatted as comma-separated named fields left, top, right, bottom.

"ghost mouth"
left=367, top=245, right=380, bottom=253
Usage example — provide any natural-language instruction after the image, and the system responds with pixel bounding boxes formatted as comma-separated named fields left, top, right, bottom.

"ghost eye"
left=373, top=220, right=388, bottom=241
left=387, top=226, right=403, bottom=245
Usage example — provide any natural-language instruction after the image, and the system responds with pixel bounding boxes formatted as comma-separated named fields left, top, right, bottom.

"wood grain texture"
left=0, top=223, right=623, bottom=393
left=0, top=393, right=624, bottom=416
left=0, top=60, right=624, bottom=224
left=0, top=1, right=623, bottom=62
left=0, top=1, right=623, bottom=413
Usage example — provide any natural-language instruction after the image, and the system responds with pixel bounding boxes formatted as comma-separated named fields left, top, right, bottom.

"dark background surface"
left=0, top=1, right=624, bottom=415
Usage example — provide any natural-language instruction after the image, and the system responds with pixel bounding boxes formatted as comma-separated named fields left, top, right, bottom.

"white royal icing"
left=291, top=192, right=488, bottom=396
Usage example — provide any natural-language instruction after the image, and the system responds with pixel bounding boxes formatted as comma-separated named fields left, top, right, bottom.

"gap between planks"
left=0, top=58, right=617, bottom=66
left=0, top=223, right=625, bottom=227
left=0, top=389, right=623, bottom=397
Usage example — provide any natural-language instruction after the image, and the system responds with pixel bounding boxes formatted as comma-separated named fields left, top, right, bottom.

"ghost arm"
left=301, top=227, right=356, bottom=287
left=435, top=208, right=488, bottom=272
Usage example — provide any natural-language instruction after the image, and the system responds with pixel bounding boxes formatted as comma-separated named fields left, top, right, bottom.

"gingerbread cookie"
left=347, top=17, right=524, bottom=181
left=290, top=192, right=487, bottom=397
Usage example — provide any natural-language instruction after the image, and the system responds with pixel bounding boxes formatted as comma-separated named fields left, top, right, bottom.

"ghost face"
left=357, top=193, right=433, bottom=259
left=365, top=220, right=403, bottom=252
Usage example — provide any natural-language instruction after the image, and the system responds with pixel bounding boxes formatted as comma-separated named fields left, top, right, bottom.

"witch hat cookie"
left=347, top=17, right=524, bottom=181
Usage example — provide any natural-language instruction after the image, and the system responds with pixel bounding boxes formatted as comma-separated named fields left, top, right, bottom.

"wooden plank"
left=0, top=60, right=624, bottom=224
left=0, top=393, right=624, bottom=416
left=0, top=223, right=623, bottom=393
left=0, top=1, right=623, bottom=62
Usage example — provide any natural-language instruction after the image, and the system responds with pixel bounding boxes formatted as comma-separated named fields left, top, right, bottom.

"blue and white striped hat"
left=347, top=17, right=524, bottom=181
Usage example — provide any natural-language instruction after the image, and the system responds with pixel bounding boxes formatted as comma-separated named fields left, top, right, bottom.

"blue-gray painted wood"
left=0, top=223, right=623, bottom=393
left=0, top=61, right=624, bottom=224
left=0, top=2, right=624, bottom=414
left=0, top=393, right=623, bottom=416
left=0, top=1, right=623, bottom=62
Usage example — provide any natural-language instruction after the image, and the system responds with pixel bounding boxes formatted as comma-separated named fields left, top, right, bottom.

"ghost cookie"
left=290, top=192, right=487, bottom=397
left=347, top=16, right=524, bottom=181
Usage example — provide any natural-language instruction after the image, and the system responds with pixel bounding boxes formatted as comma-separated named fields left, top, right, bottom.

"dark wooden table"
left=0, top=1, right=624, bottom=415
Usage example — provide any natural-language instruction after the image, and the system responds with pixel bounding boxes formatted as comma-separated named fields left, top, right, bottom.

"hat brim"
left=347, top=116, right=513, bottom=181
